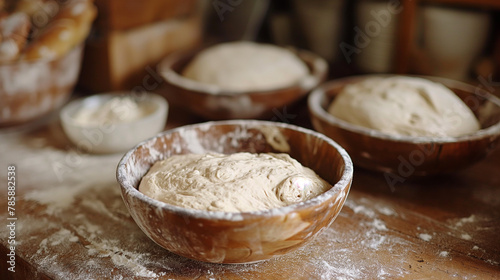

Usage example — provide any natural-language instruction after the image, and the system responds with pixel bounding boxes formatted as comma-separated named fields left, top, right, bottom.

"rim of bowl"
left=157, top=45, right=328, bottom=96
left=308, top=74, right=500, bottom=144
left=60, top=92, right=169, bottom=129
left=116, top=120, right=353, bottom=221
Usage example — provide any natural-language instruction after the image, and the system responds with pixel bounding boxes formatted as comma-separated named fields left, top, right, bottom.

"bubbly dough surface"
left=138, top=152, right=331, bottom=212
left=328, top=76, right=480, bottom=137
left=181, top=41, right=309, bottom=92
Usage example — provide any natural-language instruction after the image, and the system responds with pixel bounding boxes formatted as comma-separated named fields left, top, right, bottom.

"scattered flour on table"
left=320, top=260, right=362, bottom=280
left=453, top=214, right=477, bottom=228
left=334, top=198, right=410, bottom=278
left=80, top=199, right=123, bottom=222
left=1, top=132, right=402, bottom=279
left=24, top=183, right=96, bottom=215
left=2, top=129, right=497, bottom=278
left=446, top=214, right=486, bottom=244
left=485, top=259, right=500, bottom=266
left=461, top=233, right=472, bottom=240
left=0, top=134, right=171, bottom=278
left=369, top=219, right=388, bottom=231
left=377, top=268, right=391, bottom=279
left=305, top=225, right=409, bottom=279
left=344, top=199, right=393, bottom=250
left=377, top=206, right=397, bottom=216
left=30, top=137, right=48, bottom=148
left=345, top=199, right=376, bottom=218
left=85, top=240, right=164, bottom=278
left=439, top=251, right=449, bottom=257
left=35, top=229, right=78, bottom=255
left=418, top=233, right=433, bottom=241
left=363, top=234, right=387, bottom=250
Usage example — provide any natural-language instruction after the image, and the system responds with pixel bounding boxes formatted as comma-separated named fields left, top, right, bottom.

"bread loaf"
left=0, top=12, right=30, bottom=62
left=79, top=16, right=202, bottom=91
left=23, top=0, right=96, bottom=60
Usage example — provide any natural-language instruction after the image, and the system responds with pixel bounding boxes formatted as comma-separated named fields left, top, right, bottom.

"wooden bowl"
left=0, top=45, right=84, bottom=126
left=157, top=46, right=328, bottom=120
left=116, top=120, right=353, bottom=263
left=308, top=75, right=500, bottom=177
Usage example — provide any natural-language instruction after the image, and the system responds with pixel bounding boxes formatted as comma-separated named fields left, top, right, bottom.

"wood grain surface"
left=0, top=102, right=499, bottom=279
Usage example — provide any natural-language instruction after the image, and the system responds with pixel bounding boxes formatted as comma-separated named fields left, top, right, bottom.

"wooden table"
left=1, top=103, right=499, bottom=279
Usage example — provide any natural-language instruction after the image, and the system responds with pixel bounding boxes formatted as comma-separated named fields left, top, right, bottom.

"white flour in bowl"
left=72, top=96, right=147, bottom=126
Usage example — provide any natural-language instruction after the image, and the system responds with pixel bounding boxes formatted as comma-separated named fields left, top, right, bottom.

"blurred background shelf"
left=425, top=0, right=500, bottom=9
left=74, top=0, right=500, bottom=95
left=396, top=0, right=500, bottom=75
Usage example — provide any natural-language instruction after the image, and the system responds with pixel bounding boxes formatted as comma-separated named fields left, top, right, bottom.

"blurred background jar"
left=419, top=5, right=491, bottom=81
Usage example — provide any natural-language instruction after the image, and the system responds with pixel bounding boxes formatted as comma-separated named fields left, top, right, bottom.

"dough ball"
left=327, top=76, right=480, bottom=137
left=138, top=152, right=330, bottom=212
left=181, top=41, right=309, bottom=92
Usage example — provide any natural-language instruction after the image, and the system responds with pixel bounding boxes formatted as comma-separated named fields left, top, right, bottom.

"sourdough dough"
left=138, top=152, right=330, bottom=212
left=181, top=42, right=309, bottom=92
left=327, top=76, right=480, bottom=137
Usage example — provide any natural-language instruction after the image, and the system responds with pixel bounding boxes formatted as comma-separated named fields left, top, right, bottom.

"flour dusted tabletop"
left=0, top=114, right=499, bottom=279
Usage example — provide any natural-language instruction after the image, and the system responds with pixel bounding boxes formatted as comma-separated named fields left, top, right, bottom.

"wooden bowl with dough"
left=0, top=45, right=84, bottom=126
left=308, top=75, right=500, bottom=177
left=157, top=46, right=328, bottom=120
left=116, top=120, right=353, bottom=263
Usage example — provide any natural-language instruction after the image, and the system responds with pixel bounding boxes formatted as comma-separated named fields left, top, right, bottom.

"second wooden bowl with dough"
left=308, top=75, right=500, bottom=177
left=157, top=47, right=328, bottom=120
left=116, top=120, right=353, bottom=263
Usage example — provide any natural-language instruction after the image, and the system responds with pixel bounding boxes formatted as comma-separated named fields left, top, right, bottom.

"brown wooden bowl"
left=308, top=75, right=500, bottom=177
left=0, top=45, right=84, bottom=126
left=157, top=46, right=328, bottom=120
left=116, top=120, right=353, bottom=263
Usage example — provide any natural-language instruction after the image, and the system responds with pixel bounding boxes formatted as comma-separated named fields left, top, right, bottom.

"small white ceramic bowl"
left=60, top=92, right=168, bottom=154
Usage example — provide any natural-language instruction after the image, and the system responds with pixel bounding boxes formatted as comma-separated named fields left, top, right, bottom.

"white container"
left=421, top=5, right=491, bottom=80
left=60, top=92, right=168, bottom=154
left=292, top=0, right=346, bottom=62
left=354, top=0, right=399, bottom=73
